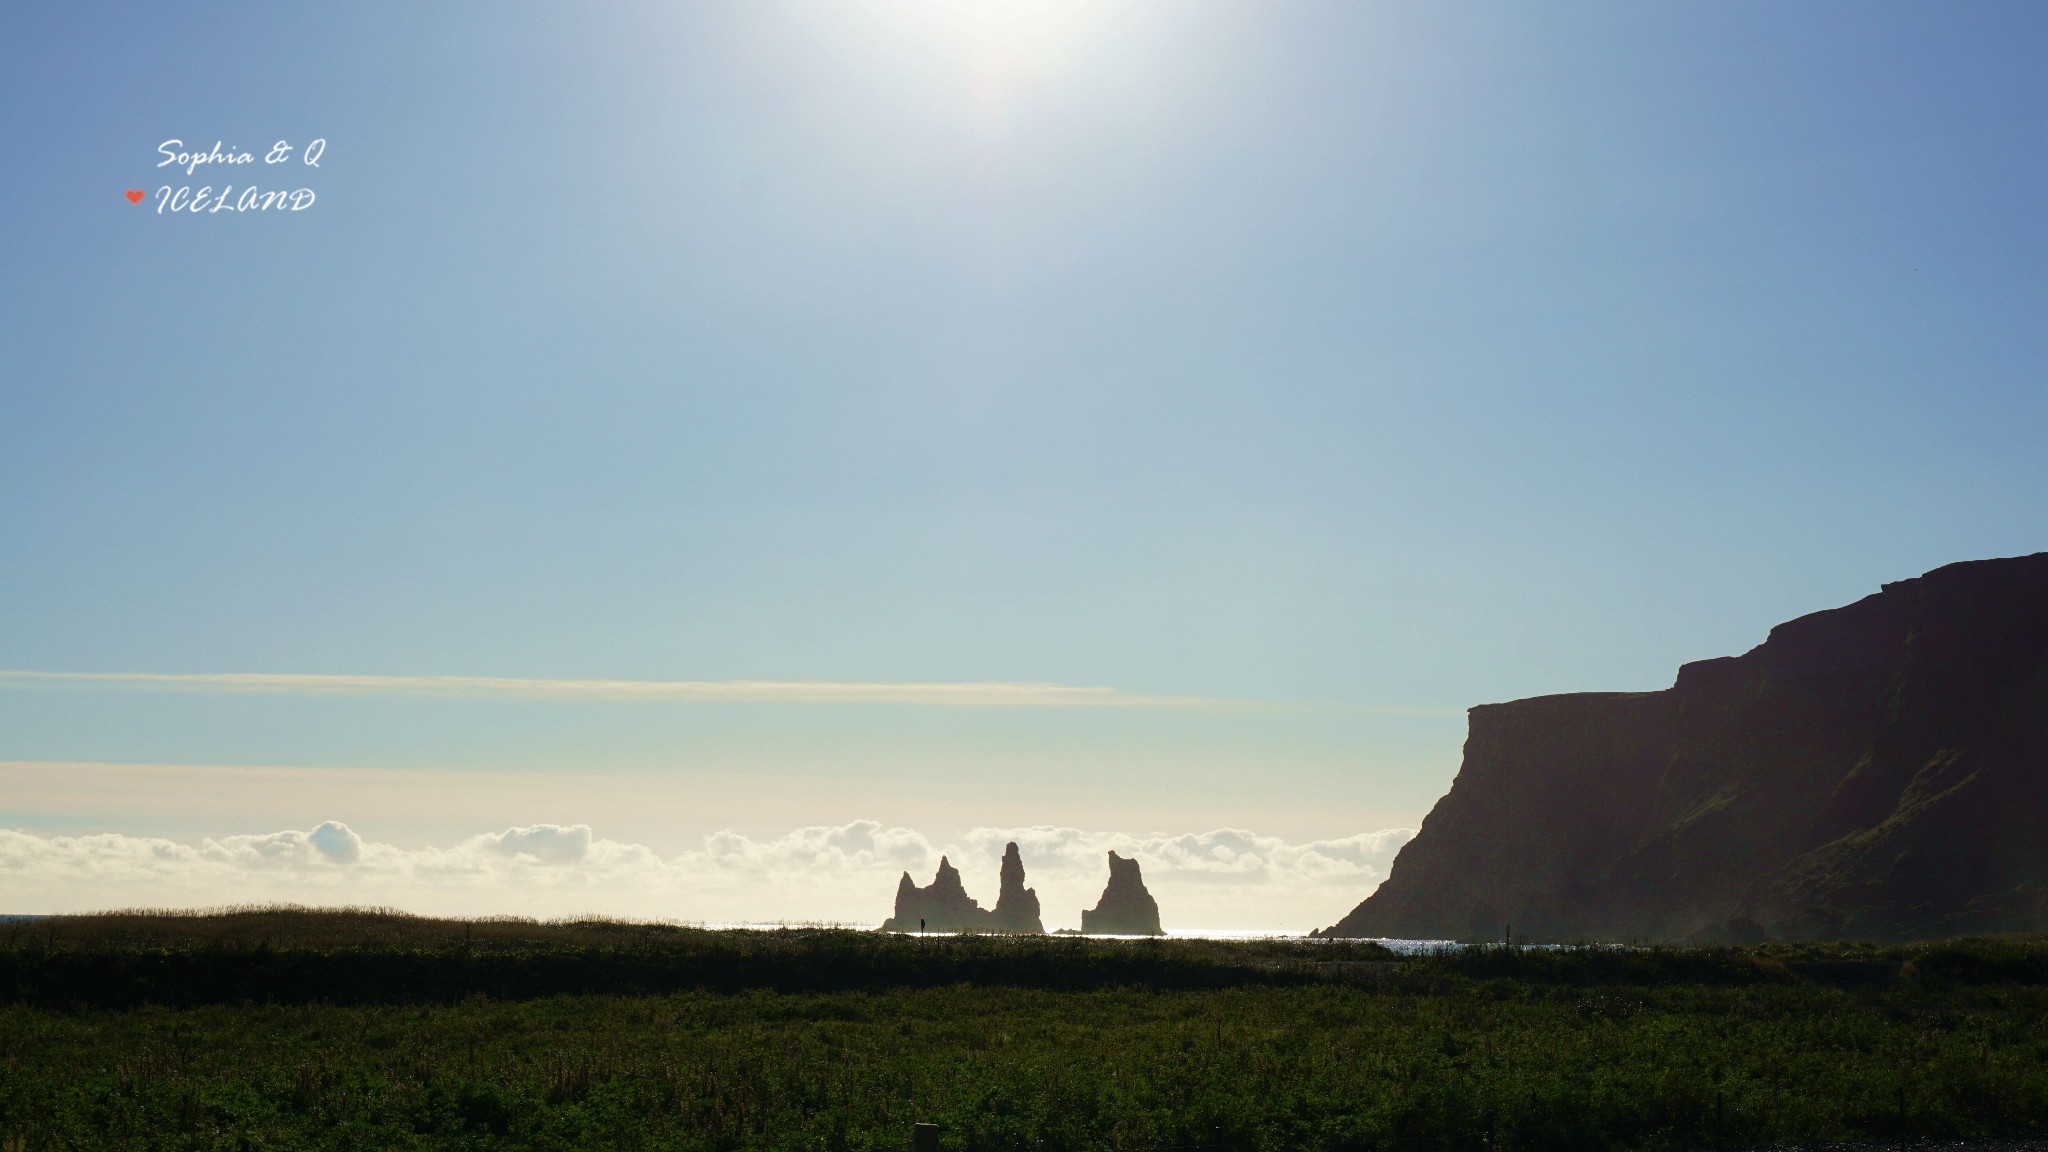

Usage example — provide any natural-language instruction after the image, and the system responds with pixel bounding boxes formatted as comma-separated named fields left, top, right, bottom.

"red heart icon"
left=125, top=189, right=145, bottom=204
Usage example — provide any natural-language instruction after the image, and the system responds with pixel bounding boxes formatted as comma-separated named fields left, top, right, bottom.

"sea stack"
left=879, top=856, right=987, bottom=932
left=880, top=846, right=1048, bottom=933
left=1081, top=851, right=1163, bottom=935
left=988, top=842, right=1046, bottom=933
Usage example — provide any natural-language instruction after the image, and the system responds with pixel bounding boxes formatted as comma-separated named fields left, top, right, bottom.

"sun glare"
left=872, top=0, right=1122, bottom=86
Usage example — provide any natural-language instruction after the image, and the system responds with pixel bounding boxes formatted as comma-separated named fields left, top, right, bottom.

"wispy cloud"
left=0, top=670, right=1465, bottom=716
left=0, top=820, right=1415, bottom=929
left=0, top=670, right=1244, bottom=710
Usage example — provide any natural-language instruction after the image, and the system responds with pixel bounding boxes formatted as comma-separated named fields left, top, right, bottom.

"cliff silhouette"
left=880, top=843, right=1045, bottom=933
left=1321, top=552, right=2048, bottom=944
left=1083, top=851, right=1163, bottom=935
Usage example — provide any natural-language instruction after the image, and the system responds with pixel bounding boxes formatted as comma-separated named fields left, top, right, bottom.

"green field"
left=3, top=910, right=2046, bottom=1151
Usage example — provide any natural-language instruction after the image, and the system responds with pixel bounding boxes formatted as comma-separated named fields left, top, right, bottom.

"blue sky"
left=1, top=2, right=2042, bottom=923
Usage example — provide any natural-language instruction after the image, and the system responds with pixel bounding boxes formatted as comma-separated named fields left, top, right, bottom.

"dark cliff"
left=1321, top=552, right=2048, bottom=944
left=1083, top=852, right=1164, bottom=935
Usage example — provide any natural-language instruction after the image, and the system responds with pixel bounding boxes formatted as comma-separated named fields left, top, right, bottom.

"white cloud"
left=0, top=819, right=1412, bottom=931
left=963, top=825, right=1412, bottom=886
left=307, top=820, right=364, bottom=864
left=473, top=823, right=591, bottom=865
left=702, top=820, right=938, bottom=875
left=950, top=825, right=1414, bottom=930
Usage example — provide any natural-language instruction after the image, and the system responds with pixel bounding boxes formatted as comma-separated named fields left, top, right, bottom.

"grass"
left=1, top=909, right=2045, bottom=1151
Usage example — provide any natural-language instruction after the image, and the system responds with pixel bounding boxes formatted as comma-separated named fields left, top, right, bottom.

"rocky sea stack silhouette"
left=990, top=841, right=1046, bottom=933
left=1082, top=851, right=1163, bottom=935
left=1319, top=552, right=2048, bottom=945
left=880, top=843, right=1045, bottom=933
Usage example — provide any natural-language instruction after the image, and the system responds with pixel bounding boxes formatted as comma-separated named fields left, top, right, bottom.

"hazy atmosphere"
left=2, top=1, right=2042, bottom=928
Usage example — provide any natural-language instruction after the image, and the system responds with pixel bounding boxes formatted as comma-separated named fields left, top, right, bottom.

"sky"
left=1, top=1, right=2042, bottom=929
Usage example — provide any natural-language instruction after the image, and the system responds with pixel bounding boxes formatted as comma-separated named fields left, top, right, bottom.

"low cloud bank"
left=0, top=820, right=1412, bottom=930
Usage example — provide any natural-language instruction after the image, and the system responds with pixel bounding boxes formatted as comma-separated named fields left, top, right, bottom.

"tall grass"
left=1, top=910, right=2044, bottom=1150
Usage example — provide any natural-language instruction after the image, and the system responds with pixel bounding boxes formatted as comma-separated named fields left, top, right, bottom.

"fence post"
left=912, top=1122, right=939, bottom=1152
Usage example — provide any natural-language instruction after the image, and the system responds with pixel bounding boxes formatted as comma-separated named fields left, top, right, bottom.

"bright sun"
left=875, top=0, right=1122, bottom=85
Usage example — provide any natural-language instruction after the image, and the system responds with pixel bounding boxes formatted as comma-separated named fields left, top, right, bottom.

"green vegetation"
left=3, top=910, right=2046, bottom=1151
